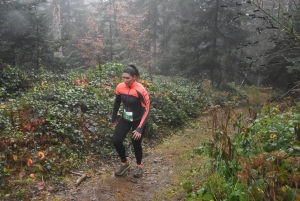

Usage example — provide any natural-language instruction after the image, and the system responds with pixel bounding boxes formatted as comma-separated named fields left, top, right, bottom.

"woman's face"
left=122, top=73, right=136, bottom=87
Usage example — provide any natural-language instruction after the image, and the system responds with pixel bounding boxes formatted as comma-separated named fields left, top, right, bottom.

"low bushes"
left=0, top=62, right=209, bottom=199
left=187, top=102, right=300, bottom=201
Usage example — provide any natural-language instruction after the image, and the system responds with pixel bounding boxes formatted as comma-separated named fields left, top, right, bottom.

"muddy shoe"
left=115, top=163, right=130, bottom=176
left=133, top=166, right=143, bottom=178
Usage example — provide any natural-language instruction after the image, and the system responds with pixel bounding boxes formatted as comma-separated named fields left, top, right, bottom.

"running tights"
left=112, top=117, right=145, bottom=164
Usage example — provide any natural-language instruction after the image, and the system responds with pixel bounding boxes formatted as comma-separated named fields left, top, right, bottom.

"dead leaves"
left=34, top=176, right=53, bottom=191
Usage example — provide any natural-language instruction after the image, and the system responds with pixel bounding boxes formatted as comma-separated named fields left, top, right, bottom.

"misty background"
left=1, top=2, right=300, bottom=200
left=1, top=0, right=300, bottom=90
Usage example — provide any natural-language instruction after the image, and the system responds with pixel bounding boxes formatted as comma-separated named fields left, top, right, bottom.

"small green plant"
left=203, top=173, right=226, bottom=200
left=183, top=182, right=214, bottom=201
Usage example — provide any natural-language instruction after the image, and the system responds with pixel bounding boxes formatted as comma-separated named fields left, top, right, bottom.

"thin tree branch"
left=249, top=0, right=300, bottom=41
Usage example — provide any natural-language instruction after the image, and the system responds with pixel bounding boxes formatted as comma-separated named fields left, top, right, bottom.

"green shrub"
left=0, top=66, right=33, bottom=100
left=239, top=106, right=300, bottom=156
left=0, top=61, right=209, bottom=199
left=195, top=100, right=300, bottom=201
left=203, top=173, right=226, bottom=200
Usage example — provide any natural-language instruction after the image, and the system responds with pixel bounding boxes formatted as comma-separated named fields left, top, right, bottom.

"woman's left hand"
left=132, top=130, right=142, bottom=140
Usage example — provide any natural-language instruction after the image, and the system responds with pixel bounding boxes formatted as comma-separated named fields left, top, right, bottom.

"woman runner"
left=111, top=65, right=150, bottom=178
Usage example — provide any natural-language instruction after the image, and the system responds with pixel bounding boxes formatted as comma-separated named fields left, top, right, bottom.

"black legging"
left=112, top=117, right=145, bottom=164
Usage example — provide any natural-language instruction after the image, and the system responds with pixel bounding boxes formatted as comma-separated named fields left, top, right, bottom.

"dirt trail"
left=43, top=117, right=211, bottom=201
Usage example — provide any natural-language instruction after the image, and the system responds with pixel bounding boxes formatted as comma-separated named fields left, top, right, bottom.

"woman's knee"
left=132, top=139, right=142, bottom=148
left=112, top=137, right=123, bottom=147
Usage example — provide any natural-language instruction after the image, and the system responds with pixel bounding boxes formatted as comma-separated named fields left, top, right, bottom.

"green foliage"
left=191, top=100, right=300, bottom=201
left=220, top=82, right=247, bottom=101
left=0, top=65, right=35, bottom=100
left=184, top=183, right=214, bottom=201
left=150, top=76, right=207, bottom=126
left=203, top=174, right=226, bottom=200
left=238, top=106, right=300, bottom=156
left=0, top=61, right=209, bottom=199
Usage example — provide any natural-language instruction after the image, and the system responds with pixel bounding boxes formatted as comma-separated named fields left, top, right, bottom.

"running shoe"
left=133, top=166, right=143, bottom=178
left=115, top=163, right=130, bottom=176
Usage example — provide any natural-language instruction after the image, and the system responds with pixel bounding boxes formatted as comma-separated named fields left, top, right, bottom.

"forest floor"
left=32, top=105, right=249, bottom=201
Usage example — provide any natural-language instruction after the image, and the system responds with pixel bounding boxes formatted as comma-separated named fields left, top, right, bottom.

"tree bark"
left=211, top=0, right=221, bottom=87
left=35, top=7, right=40, bottom=70
left=53, top=0, right=63, bottom=58
left=149, top=0, right=158, bottom=64
left=109, top=0, right=113, bottom=61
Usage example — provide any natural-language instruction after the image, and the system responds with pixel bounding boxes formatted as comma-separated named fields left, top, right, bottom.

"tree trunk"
left=288, top=0, right=292, bottom=12
left=210, top=0, right=221, bottom=87
left=109, top=0, right=113, bottom=61
left=53, top=0, right=63, bottom=58
left=213, top=0, right=219, bottom=47
left=35, top=7, right=40, bottom=70
left=149, top=0, right=158, bottom=64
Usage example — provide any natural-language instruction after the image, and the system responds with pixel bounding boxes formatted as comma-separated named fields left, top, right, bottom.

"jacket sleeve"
left=111, top=94, right=121, bottom=123
left=135, top=89, right=150, bottom=133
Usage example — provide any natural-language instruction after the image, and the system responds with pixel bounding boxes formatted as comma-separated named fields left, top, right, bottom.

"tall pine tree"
left=159, top=0, right=248, bottom=87
left=0, top=0, right=51, bottom=70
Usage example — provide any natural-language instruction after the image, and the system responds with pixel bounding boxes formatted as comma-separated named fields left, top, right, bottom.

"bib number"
left=123, top=110, right=133, bottom=121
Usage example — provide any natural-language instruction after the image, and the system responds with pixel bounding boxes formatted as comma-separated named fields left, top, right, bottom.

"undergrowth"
left=0, top=62, right=209, bottom=200
left=185, top=89, right=300, bottom=201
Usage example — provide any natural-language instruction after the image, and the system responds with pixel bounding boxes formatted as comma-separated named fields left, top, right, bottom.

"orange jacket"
left=111, top=81, right=150, bottom=133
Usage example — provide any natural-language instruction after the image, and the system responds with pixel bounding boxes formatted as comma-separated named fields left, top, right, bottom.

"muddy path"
left=41, top=116, right=213, bottom=201
left=39, top=103, right=251, bottom=201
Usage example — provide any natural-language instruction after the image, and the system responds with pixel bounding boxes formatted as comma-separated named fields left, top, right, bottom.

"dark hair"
left=123, top=64, right=140, bottom=78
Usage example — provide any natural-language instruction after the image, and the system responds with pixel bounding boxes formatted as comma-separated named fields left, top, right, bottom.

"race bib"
left=123, top=109, right=133, bottom=121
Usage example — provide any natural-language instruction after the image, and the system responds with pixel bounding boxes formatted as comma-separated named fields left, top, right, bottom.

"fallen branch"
left=69, top=170, right=90, bottom=187
left=70, top=170, right=84, bottom=176
left=75, top=173, right=87, bottom=186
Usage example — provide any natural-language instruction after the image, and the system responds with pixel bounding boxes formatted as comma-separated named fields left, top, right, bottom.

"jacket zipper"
left=126, top=87, right=131, bottom=111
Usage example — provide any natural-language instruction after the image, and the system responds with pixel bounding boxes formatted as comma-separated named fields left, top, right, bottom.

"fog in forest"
left=2, top=1, right=300, bottom=200
left=1, top=0, right=300, bottom=90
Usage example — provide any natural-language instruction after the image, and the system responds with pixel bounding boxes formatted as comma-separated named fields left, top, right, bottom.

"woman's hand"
left=132, top=130, right=142, bottom=140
